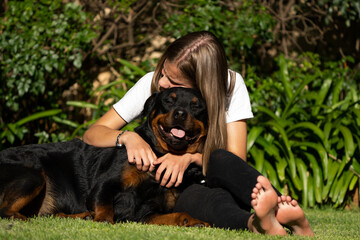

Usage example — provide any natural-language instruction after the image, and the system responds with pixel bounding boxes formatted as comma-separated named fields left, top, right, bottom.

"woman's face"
left=159, top=61, right=193, bottom=90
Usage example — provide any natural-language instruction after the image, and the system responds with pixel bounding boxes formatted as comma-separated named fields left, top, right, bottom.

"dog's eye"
left=164, top=96, right=176, bottom=105
left=190, top=101, right=201, bottom=111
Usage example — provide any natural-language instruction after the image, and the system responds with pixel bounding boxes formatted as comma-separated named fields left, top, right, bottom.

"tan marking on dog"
left=191, top=96, right=198, bottom=103
left=94, top=205, right=114, bottom=224
left=38, top=174, right=57, bottom=215
left=146, top=212, right=210, bottom=227
left=56, top=212, right=92, bottom=219
left=151, top=113, right=170, bottom=153
left=163, top=189, right=179, bottom=210
left=186, top=119, right=207, bottom=153
left=121, top=164, right=151, bottom=189
left=1, top=174, right=45, bottom=219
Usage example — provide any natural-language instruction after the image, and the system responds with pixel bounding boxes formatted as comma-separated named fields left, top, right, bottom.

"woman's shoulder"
left=139, top=71, right=155, bottom=82
left=227, top=69, right=245, bottom=89
left=129, top=71, right=154, bottom=91
left=228, top=69, right=244, bottom=81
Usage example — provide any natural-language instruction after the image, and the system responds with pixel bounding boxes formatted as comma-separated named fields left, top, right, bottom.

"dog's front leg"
left=55, top=212, right=93, bottom=220
left=93, top=204, right=114, bottom=224
left=145, top=212, right=210, bottom=227
left=87, top=180, right=121, bottom=224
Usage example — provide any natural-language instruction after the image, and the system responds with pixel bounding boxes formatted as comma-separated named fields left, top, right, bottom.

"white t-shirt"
left=113, top=71, right=253, bottom=123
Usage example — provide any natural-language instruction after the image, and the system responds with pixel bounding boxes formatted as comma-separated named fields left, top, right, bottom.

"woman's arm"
left=226, top=119, right=248, bottom=161
left=83, top=108, right=157, bottom=171
left=83, top=108, right=126, bottom=147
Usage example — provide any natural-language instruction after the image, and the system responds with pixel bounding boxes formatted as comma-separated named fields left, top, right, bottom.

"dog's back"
left=0, top=139, right=129, bottom=216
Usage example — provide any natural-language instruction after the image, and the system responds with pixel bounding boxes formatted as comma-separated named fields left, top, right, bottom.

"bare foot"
left=276, top=195, right=314, bottom=236
left=248, top=176, right=287, bottom=236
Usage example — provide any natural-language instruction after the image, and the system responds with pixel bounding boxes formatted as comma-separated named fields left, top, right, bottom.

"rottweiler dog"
left=0, top=87, right=209, bottom=227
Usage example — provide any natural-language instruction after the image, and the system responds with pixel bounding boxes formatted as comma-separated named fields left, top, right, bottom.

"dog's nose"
left=174, top=109, right=187, bottom=121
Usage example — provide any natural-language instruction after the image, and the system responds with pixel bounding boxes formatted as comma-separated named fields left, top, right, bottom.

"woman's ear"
left=139, top=92, right=159, bottom=119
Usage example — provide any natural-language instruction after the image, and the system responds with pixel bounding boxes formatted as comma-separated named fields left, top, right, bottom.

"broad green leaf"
left=7, top=123, right=17, bottom=135
left=296, top=158, right=308, bottom=208
left=338, top=125, right=355, bottom=158
left=66, top=101, right=99, bottom=109
left=292, top=142, right=328, bottom=180
left=16, top=109, right=62, bottom=126
left=355, top=135, right=360, bottom=154
left=255, top=106, right=282, bottom=123
left=305, top=152, right=323, bottom=204
left=277, top=55, right=292, bottom=100
left=274, top=157, right=287, bottom=182
left=93, top=80, right=131, bottom=92
left=328, top=98, right=351, bottom=113
left=331, top=77, right=344, bottom=106
left=255, top=137, right=280, bottom=157
left=307, top=175, right=315, bottom=207
left=350, top=158, right=360, bottom=175
left=52, top=116, right=79, bottom=128
left=335, top=171, right=354, bottom=206
left=286, top=177, right=299, bottom=200
left=117, top=58, right=146, bottom=76
left=353, top=109, right=360, bottom=127
left=329, top=174, right=341, bottom=201
left=5, top=130, right=15, bottom=144
left=323, top=121, right=332, bottom=150
left=287, top=122, right=325, bottom=140
left=349, top=175, right=358, bottom=191
left=266, top=121, right=296, bottom=178
left=247, top=126, right=264, bottom=152
left=283, top=106, right=309, bottom=120
left=252, top=137, right=287, bottom=181
left=312, top=78, right=332, bottom=116
left=335, top=155, right=348, bottom=180
left=250, top=146, right=265, bottom=174
left=288, top=173, right=303, bottom=191
left=282, top=74, right=315, bottom=118
left=322, top=160, right=340, bottom=200
left=264, top=161, right=280, bottom=190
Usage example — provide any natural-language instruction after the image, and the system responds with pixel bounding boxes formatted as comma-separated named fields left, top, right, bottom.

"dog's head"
left=135, top=87, right=208, bottom=156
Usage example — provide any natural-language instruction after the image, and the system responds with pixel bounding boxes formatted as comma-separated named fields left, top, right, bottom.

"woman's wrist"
left=116, top=130, right=131, bottom=147
left=115, top=130, right=128, bottom=147
left=188, top=153, right=203, bottom=166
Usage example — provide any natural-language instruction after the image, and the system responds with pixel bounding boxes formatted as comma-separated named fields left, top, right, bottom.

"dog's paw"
left=94, top=216, right=114, bottom=224
left=177, top=212, right=210, bottom=227
left=8, top=213, right=27, bottom=221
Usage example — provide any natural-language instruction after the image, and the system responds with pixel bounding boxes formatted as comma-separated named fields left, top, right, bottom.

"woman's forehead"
left=163, top=60, right=194, bottom=88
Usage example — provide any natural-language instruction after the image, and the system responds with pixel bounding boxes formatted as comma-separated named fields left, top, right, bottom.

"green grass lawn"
left=1, top=208, right=359, bottom=240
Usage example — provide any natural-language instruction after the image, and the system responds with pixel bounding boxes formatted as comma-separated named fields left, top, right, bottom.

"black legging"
left=174, top=149, right=281, bottom=230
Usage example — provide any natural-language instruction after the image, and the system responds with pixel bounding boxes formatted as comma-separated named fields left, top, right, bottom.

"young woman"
left=83, top=31, right=313, bottom=236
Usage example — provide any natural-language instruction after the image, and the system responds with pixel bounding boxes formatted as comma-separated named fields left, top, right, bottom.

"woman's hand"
left=121, top=131, right=157, bottom=172
left=153, top=153, right=195, bottom=188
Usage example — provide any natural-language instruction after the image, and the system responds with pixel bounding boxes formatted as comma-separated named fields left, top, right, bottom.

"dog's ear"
left=139, top=92, right=159, bottom=119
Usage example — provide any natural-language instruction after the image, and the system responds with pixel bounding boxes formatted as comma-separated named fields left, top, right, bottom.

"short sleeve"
left=226, top=71, right=254, bottom=123
left=113, top=72, right=154, bottom=123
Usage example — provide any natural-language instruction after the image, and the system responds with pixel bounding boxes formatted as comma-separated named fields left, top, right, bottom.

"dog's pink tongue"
left=171, top=128, right=185, bottom=138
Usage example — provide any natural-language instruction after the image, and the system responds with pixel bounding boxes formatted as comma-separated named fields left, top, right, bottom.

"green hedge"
left=0, top=0, right=97, bottom=146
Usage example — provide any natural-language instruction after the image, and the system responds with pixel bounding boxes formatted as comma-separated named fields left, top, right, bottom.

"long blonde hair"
left=151, top=31, right=235, bottom=175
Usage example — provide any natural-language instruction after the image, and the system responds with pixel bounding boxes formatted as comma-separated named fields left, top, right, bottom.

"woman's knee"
left=208, top=149, right=228, bottom=171
left=207, top=149, right=244, bottom=176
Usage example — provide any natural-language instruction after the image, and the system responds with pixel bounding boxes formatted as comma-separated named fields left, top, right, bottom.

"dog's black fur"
left=0, top=87, right=209, bottom=226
